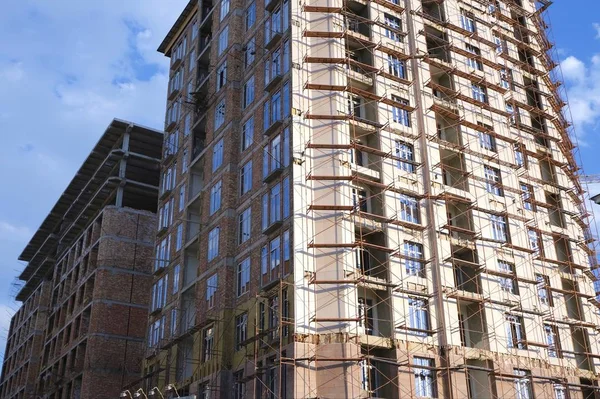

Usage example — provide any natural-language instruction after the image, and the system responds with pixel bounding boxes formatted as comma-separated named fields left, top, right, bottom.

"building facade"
left=142, top=0, right=600, bottom=398
left=0, top=120, right=163, bottom=399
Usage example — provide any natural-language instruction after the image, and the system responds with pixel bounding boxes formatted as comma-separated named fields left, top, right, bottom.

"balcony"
left=264, top=73, right=283, bottom=93
left=264, top=118, right=283, bottom=137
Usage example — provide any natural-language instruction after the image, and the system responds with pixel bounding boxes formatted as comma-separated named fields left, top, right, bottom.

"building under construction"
left=140, top=0, right=600, bottom=397
left=0, top=120, right=163, bottom=399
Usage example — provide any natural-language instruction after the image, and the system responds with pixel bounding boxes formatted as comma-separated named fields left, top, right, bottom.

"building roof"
left=16, top=119, right=163, bottom=301
left=591, top=194, right=600, bottom=205
left=157, top=0, right=197, bottom=55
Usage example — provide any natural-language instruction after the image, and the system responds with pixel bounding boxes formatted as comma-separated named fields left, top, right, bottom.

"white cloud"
left=559, top=53, right=600, bottom=142
left=593, top=23, right=600, bottom=39
left=0, top=0, right=188, bottom=359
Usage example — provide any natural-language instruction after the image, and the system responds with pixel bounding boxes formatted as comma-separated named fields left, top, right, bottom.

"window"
left=206, top=274, right=218, bottom=309
left=479, top=131, right=496, bottom=151
left=170, top=68, right=183, bottom=94
left=554, top=385, right=566, bottom=399
left=494, top=35, right=504, bottom=54
left=189, top=49, right=196, bottom=72
left=212, top=138, right=223, bottom=172
left=166, top=101, right=180, bottom=125
left=498, top=261, right=518, bottom=294
left=545, top=324, right=559, bottom=358
left=357, top=297, right=373, bottom=334
left=235, top=313, right=248, bottom=350
left=270, top=237, right=281, bottom=273
left=466, top=44, right=483, bottom=71
left=283, top=39, right=291, bottom=73
left=151, top=274, right=168, bottom=311
left=490, top=214, right=508, bottom=242
left=234, top=372, right=246, bottom=399
left=506, top=103, right=516, bottom=123
left=208, top=227, right=220, bottom=261
left=536, top=274, right=552, bottom=306
left=210, top=181, right=222, bottom=215
left=203, top=326, right=214, bottom=361
left=461, top=10, right=476, bottom=33
left=388, top=55, right=406, bottom=78
left=242, top=117, right=254, bottom=151
left=182, top=149, right=188, bottom=173
left=262, top=194, right=269, bottom=231
left=237, top=257, right=251, bottom=296
left=244, top=37, right=255, bottom=68
left=218, top=26, right=229, bottom=55
left=528, top=229, right=541, bottom=255
left=514, top=369, right=532, bottom=399
left=179, top=184, right=186, bottom=211
left=399, top=194, right=420, bottom=224
left=472, top=83, right=487, bottom=103
left=408, top=297, right=429, bottom=335
left=184, top=114, right=192, bottom=137
left=216, top=62, right=227, bottom=91
left=283, top=230, right=290, bottom=262
left=515, top=145, right=526, bottom=167
left=176, top=224, right=183, bottom=251
left=215, top=99, right=226, bottom=130
left=192, top=20, right=198, bottom=40
left=155, top=235, right=171, bottom=271
left=414, top=357, right=435, bottom=398
left=521, top=183, right=534, bottom=210
left=404, top=241, right=424, bottom=277
left=245, top=2, right=256, bottom=30
left=484, top=166, right=503, bottom=196
left=239, top=207, right=251, bottom=244
left=173, top=264, right=180, bottom=294
left=220, top=0, right=230, bottom=21
left=501, top=68, right=512, bottom=89
left=359, top=360, right=377, bottom=394
left=392, top=96, right=411, bottom=126
left=506, top=314, right=526, bottom=349
left=171, top=308, right=178, bottom=337
left=396, top=141, right=415, bottom=172
left=149, top=316, right=165, bottom=347
left=243, top=76, right=255, bottom=108
left=384, top=14, right=402, bottom=42
left=240, top=161, right=253, bottom=195
left=268, top=296, right=279, bottom=339
left=283, top=176, right=290, bottom=219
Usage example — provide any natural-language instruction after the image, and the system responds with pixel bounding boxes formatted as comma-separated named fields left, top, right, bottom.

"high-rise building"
left=0, top=120, right=163, bottom=399
left=142, top=0, right=600, bottom=397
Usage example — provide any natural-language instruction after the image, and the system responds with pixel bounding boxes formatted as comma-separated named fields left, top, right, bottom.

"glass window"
left=521, top=183, right=534, bottom=210
left=484, top=166, right=503, bottom=196
left=244, top=37, right=255, bottom=68
left=173, top=264, right=180, bottom=294
left=472, top=83, right=488, bottom=103
left=404, top=242, right=424, bottom=277
left=218, top=26, right=229, bottom=55
left=392, top=95, right=411, bottom=126
left=175, top=224, right=183, bottom=250
left=237, top=257, right=251, bottom=296
left=179, top=184, right=186, bottom=211
left=528, top=229, right=541, bottom=255
left=498, top=260, right=518, bottom=294
left=514, top=369, right=532, bottom=399
left=490, top=214, right=507, bottom=242
left=262, top=194, right=269, bottom=231
left=388, top=55, right=406, bottom=78
left=384, top=14, right=402, bottom=42
left=414, top=357, right=435, bottom=397
left=466, top=44, right=483, bottom=71
left=245, top=2, right=256, bottom=30
left=220, top=0, right=230, bottom=21
left=217, top=62, right=227, bottom=91
left=208, top=227, right=220, bottom=261
left=171, top=308, right=178, bottom=337
left=515, top=145, right=526, bottom=167
left=396, top=141, right=415, bottom=172
left=270, top=237, right=281, bottom=271
left=461, top=10, right=476, bottom=33
left=203, top=326, right=214, bottom=361
left=206, top=274, right=218, bottom=309
left=399, top=194, right=419, bottom=224
left=215, top=99, right=226, bottom=130
left=270, top=183, right=281, bottom=224
left=544, top=324, right=559, bottom=358
left=479, top=132, right=496, bottom=151
left=506, top=315, right=526, bottom=349
left=235, top=313, right=248, bottom=350
left=408, top=297, right=429, bottom=336
left=239, top=207, right=251, bottom=244
left=212, top=138, right=224, bottom=171
left=243, top=76, right=255, bottom=108
left=536, top=274, right=552, bottom=306
left=242, top=117, right=254, bottom=151
left=240, top=161, right=253, bottom=195
left=283, top=176, right=290, bottom=219
left=210, top=180, right=222, bottom=215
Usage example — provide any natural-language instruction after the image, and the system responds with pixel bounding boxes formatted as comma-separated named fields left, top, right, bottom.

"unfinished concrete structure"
left=0, top=119, right=163, bottom=399
left=140, top=0, right=600, bottom=397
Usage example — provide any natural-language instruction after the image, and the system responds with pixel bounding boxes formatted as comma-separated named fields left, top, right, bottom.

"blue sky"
left=0, top=0, right=599, bottom=362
